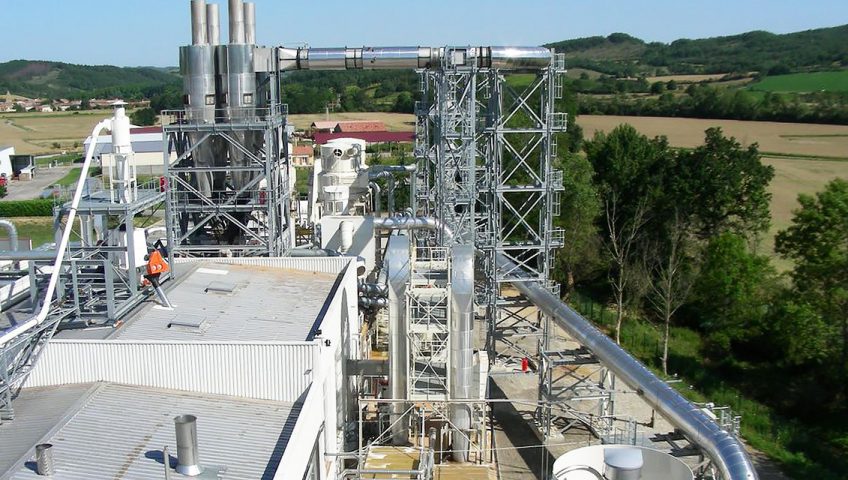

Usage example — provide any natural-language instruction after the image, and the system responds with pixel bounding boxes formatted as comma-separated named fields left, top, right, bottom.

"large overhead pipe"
left=495, top=254, right=758, bottom=480
left=450, top=245, right=475, bottom=462
left=278, top=46, right=553, bottom=72
left=206, top=3, right=220, bottom=46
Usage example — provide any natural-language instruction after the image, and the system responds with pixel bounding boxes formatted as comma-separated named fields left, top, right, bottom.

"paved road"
left=3, top=166, right=73, bottom=201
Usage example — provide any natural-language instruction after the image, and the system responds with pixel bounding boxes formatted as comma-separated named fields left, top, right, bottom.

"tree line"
left=578, top=83, right=848, bottom=125
left=555, top=124, right=848, bottom=435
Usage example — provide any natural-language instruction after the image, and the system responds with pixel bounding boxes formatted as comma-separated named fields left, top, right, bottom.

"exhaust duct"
left=174, top=414, right=203, bottom=476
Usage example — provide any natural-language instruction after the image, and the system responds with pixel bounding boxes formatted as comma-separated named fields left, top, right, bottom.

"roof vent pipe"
left=243, top=2, right=256, bottom=45
left=174, top=414, right=203, bottom=476
left=228, top=0, right=245, bottom=44
left=35, top=443, right=54, bottom=476
left=190, top=0, right=208, bottom=45
left=206, top=3, right=220, bottom=46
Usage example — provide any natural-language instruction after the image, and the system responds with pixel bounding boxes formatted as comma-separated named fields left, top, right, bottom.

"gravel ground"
left=3, top=165, right=73, bottom=200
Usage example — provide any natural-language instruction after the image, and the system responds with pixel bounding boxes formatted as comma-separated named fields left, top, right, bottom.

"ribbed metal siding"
left=174, top=256, right=352, bottom=274
left=25, top=341, right=316, bottom=402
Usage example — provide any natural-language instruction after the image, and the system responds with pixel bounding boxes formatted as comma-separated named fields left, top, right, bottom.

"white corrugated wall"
left=25, top=340, right=317, bottom=402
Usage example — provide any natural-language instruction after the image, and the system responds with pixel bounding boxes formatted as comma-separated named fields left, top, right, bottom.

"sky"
left=0, top=0, right=846, bottom=67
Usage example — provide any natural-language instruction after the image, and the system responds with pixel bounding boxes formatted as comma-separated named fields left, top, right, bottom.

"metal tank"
left=180, top=0, right=218, bottom=197
left=217, top=0, right=258, bottom=190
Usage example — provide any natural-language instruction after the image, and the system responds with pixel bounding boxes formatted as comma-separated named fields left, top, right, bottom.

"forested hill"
left=546, top=24, right=848, bottom=76
left=0, top=60, right=180, bottom=99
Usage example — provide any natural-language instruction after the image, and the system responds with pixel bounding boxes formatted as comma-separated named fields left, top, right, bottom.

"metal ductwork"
left=495, top=254, right=758, bottom=480
left=385, top=234, right=411, bottom=444
left=174, top=414, right=203, bottom=476
left=450, top=245, right=475, bottom=462
left=278, top=45, right=553, bottom=72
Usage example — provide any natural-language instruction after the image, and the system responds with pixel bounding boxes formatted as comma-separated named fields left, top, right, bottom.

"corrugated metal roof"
left=2, top=383, right=299, bottom=480
left=111, top=262, right=338, bottom=342
left=0, top=383, right=96, bottom=476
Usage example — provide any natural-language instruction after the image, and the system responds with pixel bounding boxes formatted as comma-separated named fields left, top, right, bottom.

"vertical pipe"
left=243, top=2, right=256, bottom=45
left=450, top=245, right=475, bottom=462
left=190, top=0, right=207, bottom=45
left=174, top=414, right=203, bottom=476
left=228, top=0, right=245, bottom=44
left=35, top=443, right=54, bottom=476
left=206, top=3, right=220, bottom=46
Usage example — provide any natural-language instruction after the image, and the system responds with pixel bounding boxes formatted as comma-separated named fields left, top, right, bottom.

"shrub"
left=0, top=199, right=55, bottom=217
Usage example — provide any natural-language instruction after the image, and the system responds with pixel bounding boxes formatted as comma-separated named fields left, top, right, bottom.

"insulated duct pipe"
left=450, top=245, right=475, bottom=462
left=0, top=220, right=18, bottom=252
left=495, top=254, right=759, bottom=480
left=373, top=216, right=453, bottom=239
left=279, top=46, right=553, bottom=71
left=368, top=182, right=382, bottom=215
left=385, top=234, right=411, bottom=444
left=0, top=119, right=111, bottom=346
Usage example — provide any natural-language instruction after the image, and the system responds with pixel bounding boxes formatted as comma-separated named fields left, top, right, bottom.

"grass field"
left=748, top=70, right=848, bottom=93
left=647, top=73, right=729, bottom=83
left=0, top=110, right=113, bottom=155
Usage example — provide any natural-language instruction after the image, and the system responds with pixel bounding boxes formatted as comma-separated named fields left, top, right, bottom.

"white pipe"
left=0, top=220, right=18, bottom=252
left=0, top=120, right=111, bottom=346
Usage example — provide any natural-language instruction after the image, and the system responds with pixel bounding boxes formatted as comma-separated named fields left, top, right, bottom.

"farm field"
left=748, top=70, right=848, bottom=93
left=0, top=110, right=114, bottom=154
left=579, top=115, right=848, bottom=159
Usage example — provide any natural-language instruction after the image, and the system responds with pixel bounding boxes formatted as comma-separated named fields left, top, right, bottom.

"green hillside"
left=547, top=24, right=848, bottom=76
left=0, top=60, right=180, bottom=100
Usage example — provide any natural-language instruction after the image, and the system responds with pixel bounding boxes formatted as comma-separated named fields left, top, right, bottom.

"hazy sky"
left=1, top=0, right=846, bottom=67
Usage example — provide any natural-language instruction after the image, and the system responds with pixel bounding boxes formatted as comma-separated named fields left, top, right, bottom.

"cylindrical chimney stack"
left=243, top=3, right=256, bottom=45
left=228, top=0, right=245, bottom=44
left=206, top=3, right=220, bottom=46
left=174, top=414, right=203, bottom=476
left=35, top=443, right=54, bottom=476
left=190, top=0, right=208, bottom=45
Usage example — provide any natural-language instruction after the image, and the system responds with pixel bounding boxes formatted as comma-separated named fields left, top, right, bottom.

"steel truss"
left=162, top=102, right=292, bottom=259
left=406, top=246, right=452, bottom=400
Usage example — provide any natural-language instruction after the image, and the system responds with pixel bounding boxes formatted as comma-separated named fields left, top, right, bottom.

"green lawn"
left=748, top=70, right=848, bottom=93
left=55, top=167, right=82, bottom=187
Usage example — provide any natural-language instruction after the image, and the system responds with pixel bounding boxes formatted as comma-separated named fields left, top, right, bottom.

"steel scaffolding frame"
left=406, top=246, right=451, bottom=400
left=161, top=102, right=292, bottom=260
